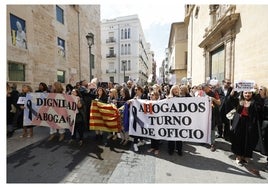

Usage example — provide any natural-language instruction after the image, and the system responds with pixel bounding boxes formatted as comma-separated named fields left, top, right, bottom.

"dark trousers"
left=150, top=139, right=160, bottom=150
left=168, top=141, right=182, bottom=152
left=218, top=113, right=231, bottom=139
left=72, top=122, right=84, bottom=141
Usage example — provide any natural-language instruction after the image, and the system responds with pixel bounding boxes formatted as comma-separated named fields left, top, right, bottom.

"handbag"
left=226, top=108, right=236, bottom=120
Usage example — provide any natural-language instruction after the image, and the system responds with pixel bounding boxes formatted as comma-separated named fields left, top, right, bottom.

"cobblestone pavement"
left=6, top=126, right=268, bottom=183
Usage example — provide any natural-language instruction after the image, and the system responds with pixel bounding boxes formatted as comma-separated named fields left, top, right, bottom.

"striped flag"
left=89, top=100, right=121, bottom=132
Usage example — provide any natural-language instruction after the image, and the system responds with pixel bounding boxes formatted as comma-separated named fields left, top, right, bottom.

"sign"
left=23, top=93, right=78, bottom=131
left=234, top=80, right=255, bottom=92
left=129, top=97, right=212, bottom=144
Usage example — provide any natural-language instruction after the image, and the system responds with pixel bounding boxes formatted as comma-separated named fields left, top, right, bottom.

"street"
left=6, top=126, right=268, bottom=183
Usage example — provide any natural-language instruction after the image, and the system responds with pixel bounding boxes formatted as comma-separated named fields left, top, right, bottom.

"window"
left=121, top=44, right=124, bottom=55
left=128, top=44, right=131, bottom=54
left=128, top=28, right=131, bottom=38
left=121, top=29, right=124, bottom=39
left=109, top=47, right=114, bottom=56
left=57, top=37, right=65, bottom=57
left=57, top=70, right=65, bottom=83
left=124, top=29, right=127, bottom=39
left=210, top=45, right=224, bottom=81
left=125, top=44, right=127, bottom=54
left=8, top=62, right=25, bottom=81
left=56, top=5, right=64, bottom=24
left=128, top=60, right=131, bottom=71
left=109, top=76, right=114, bottom=83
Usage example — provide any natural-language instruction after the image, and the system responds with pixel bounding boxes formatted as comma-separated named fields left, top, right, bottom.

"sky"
left=100, top=1, right=185, bottom=71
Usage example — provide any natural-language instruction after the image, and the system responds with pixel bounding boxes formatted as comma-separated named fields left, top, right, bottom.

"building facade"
left=167, top=22, right=188, bottom=85
left=7, top=5, right=101, bottom=91
left=101, top=15, right=151, bottom=85
left=185, top=4, right=268, bottom=87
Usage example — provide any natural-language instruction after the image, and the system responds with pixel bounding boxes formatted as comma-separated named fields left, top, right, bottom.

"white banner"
left=129, top=97, right=212, bottom=144
left=23, top=93, right=78, bottom=131
left=234, top=80, right=255, bottom=92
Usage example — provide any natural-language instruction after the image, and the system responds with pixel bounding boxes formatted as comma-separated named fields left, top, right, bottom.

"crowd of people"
left=6, top=78, right=268, bottom=172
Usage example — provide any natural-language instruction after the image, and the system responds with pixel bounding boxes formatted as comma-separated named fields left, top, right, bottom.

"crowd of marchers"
left=6, top=78, right=268, bottom=173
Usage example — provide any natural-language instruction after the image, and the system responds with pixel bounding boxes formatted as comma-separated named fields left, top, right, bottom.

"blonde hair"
left=109, top=88, right=118, bottom=99
left=168, top=85, right=180, bottom=98
left=52, top=82, right=64, bottom=93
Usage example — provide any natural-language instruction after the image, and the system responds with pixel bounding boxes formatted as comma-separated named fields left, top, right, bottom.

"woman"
left=118, top=87, right=131, bottom=145
left=48, top=82, right=65, bottom=142
left=94, top=87, right=108, bottom=140
left=107, top=88, right=120, bottom=140
left=167, top=85, right=183, bottom=155
left=69, top=89, right=86, bottom=146
left=132, top=85, right=147, bottom=152
left=256, top=86, right=268, bottom=171
left=147, top=90, right=161, bottom=155
left=18, top=85, right=34, bottom=138
left=227, top=90, right=261, bottom=165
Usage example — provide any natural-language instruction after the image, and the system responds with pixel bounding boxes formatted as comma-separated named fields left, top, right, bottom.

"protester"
left=69, top=89, right=86, bottom=146
left=147, top=90, right=161, bottom=155
left=202, top=83, right=221, bottom=152
left=216, top=79, right=233, bottom=140
left=94, top=86, right=108, bottom=140
left=255, top=85, right=268, bottom=171
left=227, top=89, right=261, bottom=165
left=48, top=82, right=65, bottom=141
left=17, top=85, right=34, bottom=138
left=167, top=85, right=183, bottom=155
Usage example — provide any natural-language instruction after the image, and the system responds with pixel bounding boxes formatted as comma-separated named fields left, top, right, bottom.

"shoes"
left=112, top=135, right=117, bottom=140
left=59, top=133, right=65, bottom=142
left=147, top=148, right=154, bottom=153
left=48, top=133, right=56, bottom=141
left=137, top=140, right=145, bottom=146
left=210, top=145, right=216, bottom=152
left=107, top=134, right=113, bottom=139
left=69, top=139, right=75, bottom=144
left=133, top=143, right=139, bottom=152
left=154, top=150, right=159, bottom=155
left=27, top=133, right=33, bottom=138
left=216, top=135, right=222, bottom=138
left=236, top=158, right=243, bottom=166
left=20, top=134, right=27, bottom=138
left=262, top=164, right=268, bottom=172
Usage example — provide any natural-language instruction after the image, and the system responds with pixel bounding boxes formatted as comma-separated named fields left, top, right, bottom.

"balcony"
left=106, top=53, right=116, bottom=58
left=106, top=38, right=116, bottom=43
left=106, top=69, right=116, bottom=73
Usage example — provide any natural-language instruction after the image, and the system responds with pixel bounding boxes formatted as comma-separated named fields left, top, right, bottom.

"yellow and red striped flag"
left=89, top=100, right=121, bottom=132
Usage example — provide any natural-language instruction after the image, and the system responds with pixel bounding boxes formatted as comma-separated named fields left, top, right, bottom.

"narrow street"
left=6, top=126, right=268, bottom=183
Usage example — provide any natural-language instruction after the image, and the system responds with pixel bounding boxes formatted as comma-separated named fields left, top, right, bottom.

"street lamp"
left=86, top=32, right=94, bottom=81
left=122, top=60, right=126, bottom=83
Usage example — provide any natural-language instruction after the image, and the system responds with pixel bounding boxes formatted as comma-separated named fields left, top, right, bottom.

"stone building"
left=6, top=5, right=101, bottom=91
left=101, top=15, right=152, bottom=85
left=185, top=4, right=268, bottom=87
left=167, top=22, right=188, bottom=85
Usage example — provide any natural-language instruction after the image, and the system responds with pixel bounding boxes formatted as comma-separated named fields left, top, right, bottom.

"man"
left=127, top=80, right=136, bottom=99
left=216, top=79, right=233, bottom=140
left=202, top=83, right=221, bottom=151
